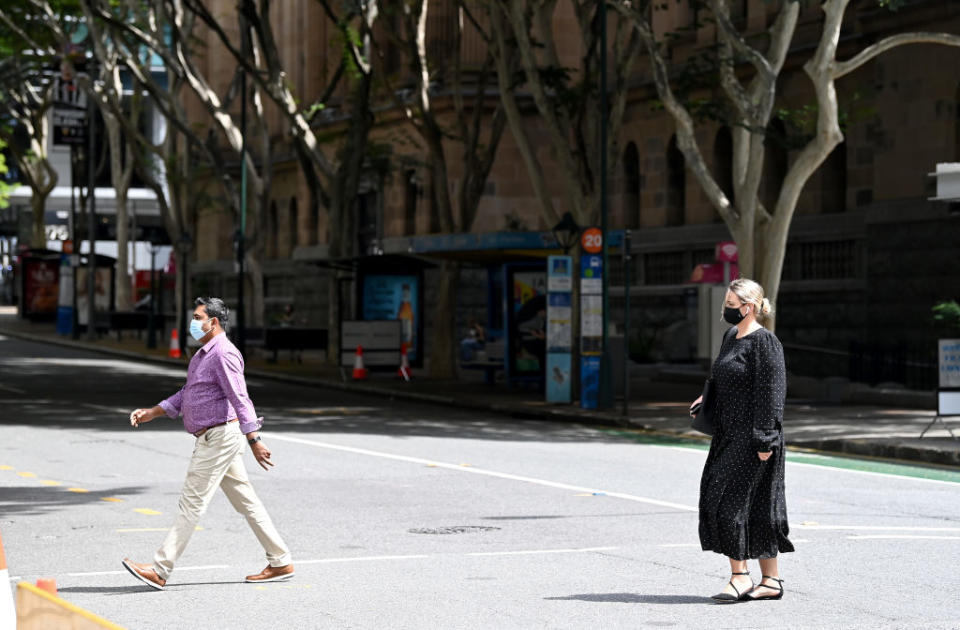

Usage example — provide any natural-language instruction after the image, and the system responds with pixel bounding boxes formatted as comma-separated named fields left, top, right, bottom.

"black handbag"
left=690, top=378, right=716, bottom=436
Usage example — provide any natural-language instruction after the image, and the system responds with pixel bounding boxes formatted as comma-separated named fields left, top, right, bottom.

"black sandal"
left=710, top=571, right=754, bottom=604
left=747, top=575, right=784, bottom=601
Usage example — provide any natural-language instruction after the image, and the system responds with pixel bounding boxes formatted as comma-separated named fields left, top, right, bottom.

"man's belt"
left=193, top=418, right=238, bottom=438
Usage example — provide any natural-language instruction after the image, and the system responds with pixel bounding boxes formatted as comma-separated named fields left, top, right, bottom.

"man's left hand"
left=251, top=441, right=274, bottom=470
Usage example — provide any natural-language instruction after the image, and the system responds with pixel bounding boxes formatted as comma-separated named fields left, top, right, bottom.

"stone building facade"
left=186, top=0, right=960, bottom=387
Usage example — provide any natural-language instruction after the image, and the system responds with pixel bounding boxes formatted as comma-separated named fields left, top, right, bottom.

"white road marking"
left=467, top=547, right=617, bottom=557
left=797, top=525, right=960, bottom=532
left=643, top=442, right=959, bottom=486
left=269, top=435, right=698, bottom=512
left=66, top=564, right=230, bottom=577
left=297, top=555, right=430, bottom=565
left=847, top=534, right=960, bottom=540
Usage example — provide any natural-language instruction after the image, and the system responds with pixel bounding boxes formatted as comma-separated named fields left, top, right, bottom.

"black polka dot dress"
left=698, top=326, right=794, bottom=560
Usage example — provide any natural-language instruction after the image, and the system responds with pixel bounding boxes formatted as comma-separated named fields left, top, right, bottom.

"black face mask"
left=723, top=306, right=746, bottom=325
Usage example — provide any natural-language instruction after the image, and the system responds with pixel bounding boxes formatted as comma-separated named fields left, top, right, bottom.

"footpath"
left=1, top=307, right=957, bottom=467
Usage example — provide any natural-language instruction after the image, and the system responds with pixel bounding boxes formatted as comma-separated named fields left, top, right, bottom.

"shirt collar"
left=199, top=331, right=225, bottom=354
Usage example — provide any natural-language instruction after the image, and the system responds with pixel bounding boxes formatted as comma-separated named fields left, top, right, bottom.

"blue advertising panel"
left=546, top=352, right=572, bottom=404
left=362, top=274, right=419, bottom=361
left=580, top=355, right=601, bottom=409
left=546, top=255, right=573, bottom=404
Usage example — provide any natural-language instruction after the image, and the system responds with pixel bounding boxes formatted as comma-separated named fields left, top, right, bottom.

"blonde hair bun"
left=760, top=298, right=772, bottom=316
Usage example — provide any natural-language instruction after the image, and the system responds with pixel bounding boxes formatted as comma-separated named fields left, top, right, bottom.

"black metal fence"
left=783, top=342, right=937, bottom=391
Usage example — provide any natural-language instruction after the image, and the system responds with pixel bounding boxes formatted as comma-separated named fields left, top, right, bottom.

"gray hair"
left=195, top=297, right=229, bottom=327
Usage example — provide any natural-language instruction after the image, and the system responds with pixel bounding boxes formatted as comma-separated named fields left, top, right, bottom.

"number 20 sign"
left=581, top=228, right=602, bottom=254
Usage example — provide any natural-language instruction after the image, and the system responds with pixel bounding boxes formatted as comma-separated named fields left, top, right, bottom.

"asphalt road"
left=1, top=334, right=959, bottom=629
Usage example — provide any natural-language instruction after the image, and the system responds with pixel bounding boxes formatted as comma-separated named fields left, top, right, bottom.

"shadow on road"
left=0, top=485, right=149, bottom=517
left=545, top=593, right=710, bottom=604
left=57, top=585, right=154, bottom=595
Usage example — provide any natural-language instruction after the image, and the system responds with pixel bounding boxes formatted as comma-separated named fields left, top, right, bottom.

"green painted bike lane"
left=599, top=429, right=960, bottom=484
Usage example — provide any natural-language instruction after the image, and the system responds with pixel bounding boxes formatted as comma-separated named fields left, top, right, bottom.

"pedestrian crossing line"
left=269, top=434, right=698, bottom=513
left=132, top=508, right=162, bottom=516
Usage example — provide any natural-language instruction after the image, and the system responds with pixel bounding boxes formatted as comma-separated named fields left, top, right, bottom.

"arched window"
left=821, top=140, right=847, bottom=213
left=955, top=83, right=960, bottom=161
left=404, top=169, right=418, bottom=235
left=714, top=126, right=733, bottom=223
left=622, top=142, right=640, bottom=229
left=288, top=197, right=299, bottom=253
left=268, top=201, right=279, bottom=259
left=666, top=135, right=685, bottom=226
left=763, top=118, right=788, bottom=214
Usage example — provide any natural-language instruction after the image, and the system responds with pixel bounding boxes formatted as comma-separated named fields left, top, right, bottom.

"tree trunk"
left=30, top=192, right=46, bottom=248
left=429, top=261, right=460, bottom=378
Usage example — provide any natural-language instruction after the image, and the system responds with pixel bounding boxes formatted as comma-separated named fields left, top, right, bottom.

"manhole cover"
left=408, top=526, right=501, bottom=535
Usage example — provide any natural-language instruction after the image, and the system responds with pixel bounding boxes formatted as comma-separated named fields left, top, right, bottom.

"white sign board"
left=938, top=338, right=960, bottom=388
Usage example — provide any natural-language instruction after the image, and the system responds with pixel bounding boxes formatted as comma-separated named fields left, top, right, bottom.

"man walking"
left=122, top=297, right=293, bottom=589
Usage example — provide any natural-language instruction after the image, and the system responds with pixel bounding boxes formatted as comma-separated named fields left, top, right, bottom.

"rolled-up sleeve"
left=214, top=349, right=261, bottom=434
left=158, top=388, right=184, bottom=419
left=752, top=332, right=786, bottom=451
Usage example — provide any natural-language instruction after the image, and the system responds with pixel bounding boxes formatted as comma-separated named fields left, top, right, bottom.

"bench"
left=460, top=338, right=505, bottom=384
left=264, top=327, right=328, bottom=363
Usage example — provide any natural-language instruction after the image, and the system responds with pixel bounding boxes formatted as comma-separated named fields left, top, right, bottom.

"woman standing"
left=690, top=278, right=793, bottom=603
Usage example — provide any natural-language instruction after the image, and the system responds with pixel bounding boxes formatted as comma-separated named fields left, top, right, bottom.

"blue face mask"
left=189, top=318, right=210, bottom=341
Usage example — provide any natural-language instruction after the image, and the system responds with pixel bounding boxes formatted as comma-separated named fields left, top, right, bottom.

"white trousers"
left=152, top=422, right=291, bottom=580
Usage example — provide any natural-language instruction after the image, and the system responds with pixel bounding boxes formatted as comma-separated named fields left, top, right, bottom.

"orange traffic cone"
left=0, top=530, right=14, bottom=629
left=352, top=345, right=368, bottom=380
left=168, top=328, right=181, bottom=359
left=397, top=343, right=412, bottom=381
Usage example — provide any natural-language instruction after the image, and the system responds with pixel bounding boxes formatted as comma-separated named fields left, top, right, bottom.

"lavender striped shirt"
left=158, top=333, right=261, bottom=435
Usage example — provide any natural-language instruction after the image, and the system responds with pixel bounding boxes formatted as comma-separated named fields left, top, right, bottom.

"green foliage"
left=0, top=138, right=14, bottom=209
left=933, top=301, right=960, bottom=331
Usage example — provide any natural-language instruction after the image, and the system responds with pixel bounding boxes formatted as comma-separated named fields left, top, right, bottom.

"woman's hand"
left=757, top=451, right=772, bottom=461
left=689, top=395, right=703, bottom=418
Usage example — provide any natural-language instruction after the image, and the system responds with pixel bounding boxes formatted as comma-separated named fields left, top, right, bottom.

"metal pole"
left=599, top=0, right=612, bottom=408
left=147, top=244, right=157, bottom=349
left=622, top=229, right=631, bottom=417
left=70, top=144, right=79, bottom=339
left=86, top=84, right=97, bottom=340
left=237, top=71, right=247, bottom=356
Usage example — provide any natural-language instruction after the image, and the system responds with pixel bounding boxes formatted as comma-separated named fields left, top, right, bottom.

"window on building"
left=404, top=169, right=418, bottom=235
left=763, top=118, right=788, bottom=214
left=288, top=197, right=299, bottom=254
left=623, top=142, right=641, bottom=229
left=357, top=190, right=379, bottom=254
left=714, top=127, right=733, bottom=223
left=268, top=201, right=278, bottom=259
left=821, top=141, right=847, bottom=213
left=666, top=135, right=685, bottom=226
left=955, top=83, right=960, bottom=161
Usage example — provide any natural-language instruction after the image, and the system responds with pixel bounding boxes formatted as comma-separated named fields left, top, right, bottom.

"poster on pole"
left=53, top=77, right=87, bottom=146
left=546, top=255, right=573, bottom=403
left=580, top=250, right=603, bottom=409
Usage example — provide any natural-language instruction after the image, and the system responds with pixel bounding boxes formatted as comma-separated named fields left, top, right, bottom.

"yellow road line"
left=100, top=497, right=124, bottom=503
left=17, top=471, right=36, bottom=478
left=67, top=488, right=89, bottom=493
left=0, top=465, right=13, bottom=470
left=132, top=508, right=162, bottom=516
left=41, top=480, right=61, bottom=486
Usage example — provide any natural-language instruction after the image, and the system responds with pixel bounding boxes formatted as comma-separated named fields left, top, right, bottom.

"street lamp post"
left=85, top=79, right=97, bottom=340
left=599, top=0, right=612, bottom=408
left=236, top=72, right=247, bottom=357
